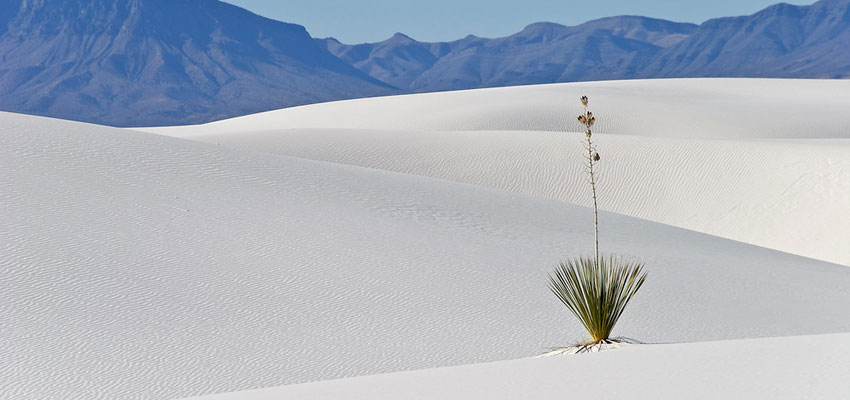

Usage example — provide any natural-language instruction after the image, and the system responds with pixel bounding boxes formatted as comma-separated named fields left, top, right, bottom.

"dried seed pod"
left=588, top=117, right=596, bottom=127
left=580, top=96, right=589, bottom=107
left=593, top=152, right=601, bottom=161
left=578, top=115, right=587, bottom=124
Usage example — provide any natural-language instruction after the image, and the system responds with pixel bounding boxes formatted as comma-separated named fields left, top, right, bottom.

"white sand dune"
left=144, top=79, right=850, bottom=265
left=186, top=333, right=850, bottom=400
left=3, top=111, right=850, bottom=399
left=145, top=78, right=850, bottom=139
left=170, top=128, right=850, bottom=266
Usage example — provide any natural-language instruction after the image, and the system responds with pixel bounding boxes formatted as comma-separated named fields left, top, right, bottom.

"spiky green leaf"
left=548, top=255, right=647, bottom=342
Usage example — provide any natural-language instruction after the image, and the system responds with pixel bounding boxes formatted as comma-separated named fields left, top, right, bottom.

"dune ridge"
left=145, top=79, right=850, bottom=265
left=176, top=128, right=850, bottom=265
left=145, top=79, right=850, bottom=139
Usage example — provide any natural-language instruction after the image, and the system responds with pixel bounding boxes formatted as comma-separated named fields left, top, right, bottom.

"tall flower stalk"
left=577, top=96, right=600, bottom=265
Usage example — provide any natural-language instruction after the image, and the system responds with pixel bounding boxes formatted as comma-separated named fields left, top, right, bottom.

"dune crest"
left=146, top=79, right=850, bottom=265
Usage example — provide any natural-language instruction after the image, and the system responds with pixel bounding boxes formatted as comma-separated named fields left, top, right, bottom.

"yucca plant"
left=547, top=96, right=648, bottom=352
left=548, top=256, right=647, bottom=346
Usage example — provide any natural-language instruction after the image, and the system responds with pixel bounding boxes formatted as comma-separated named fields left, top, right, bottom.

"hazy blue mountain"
left=317, top=33, right=452, bottom=90
left=642, top=0, right=850, bottom=78
left=412, top=17, right=696, bottom=91
left=318, top=17, right=697, bottom=92
left=0, top=0, right=848, bottom=126
left=324, top=0, right=848, bottom=92
left=0, top=0, right=395, bottom=126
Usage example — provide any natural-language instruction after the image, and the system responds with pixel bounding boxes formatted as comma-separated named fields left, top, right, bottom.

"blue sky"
left=226, top=0, right=810, bottom=43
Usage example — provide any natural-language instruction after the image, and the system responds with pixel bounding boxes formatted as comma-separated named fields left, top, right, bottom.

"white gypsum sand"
left=182, top=333, right=850, bottom=400
left=2, top=111, right=850, bottom=399
left=164, top=128, right=850, bottom=266
left=143, top=78, right=850, bottom=139
left=142, top=79, right=850, bottom=265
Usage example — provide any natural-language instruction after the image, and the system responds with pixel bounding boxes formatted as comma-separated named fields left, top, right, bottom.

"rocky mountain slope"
left=0, top=0, right=395, bottom=126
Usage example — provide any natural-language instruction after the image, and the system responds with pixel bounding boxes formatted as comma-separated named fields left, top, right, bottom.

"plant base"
left=537, top=337, right=643, bottom=357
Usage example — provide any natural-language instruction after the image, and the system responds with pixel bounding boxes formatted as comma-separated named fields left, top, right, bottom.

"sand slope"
left=175, top=128, right=850, bottom=265
left=186, top=333, right=850, bottom=400
left=3, top=111, right=850, bottom=399
left=145, top=78, right=850, bottom=139
left=143, top=79, right=850, bottom=265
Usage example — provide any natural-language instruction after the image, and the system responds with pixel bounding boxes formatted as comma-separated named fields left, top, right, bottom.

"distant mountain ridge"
left=641, top=0, right=850, bottom=78
left=0, top=0, right=395, bottom=126
left=0, top=0, right=848, bottom=126
left=318, top=0, right=849, bottom=93
left=317, top=17, right=699, bottom=92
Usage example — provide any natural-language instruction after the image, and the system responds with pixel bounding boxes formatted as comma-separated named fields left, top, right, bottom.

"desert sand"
left=146, top=78, right=850, bottom=265
left=2, top=79, right=848, bottom=399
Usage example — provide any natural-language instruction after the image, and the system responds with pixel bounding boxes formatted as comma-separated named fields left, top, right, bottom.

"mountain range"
left=0, top=0, right=394, bottom=126
left=0, top=0, right=848, bottom=126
